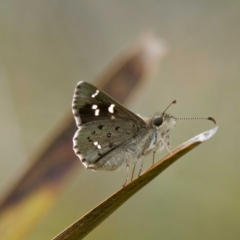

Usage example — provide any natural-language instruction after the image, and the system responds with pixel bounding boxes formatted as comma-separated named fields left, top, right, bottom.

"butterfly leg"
left=165, top=135, right=172, bottom=154
left=138, top=157, right=143, bottom=177
left=160, top=136, right=172, bottom=154
left=125, top=148, right=137, bottom=181
left=131, top=162, right=137, bottom=181
left=152, top=151, right=156, bottom=165
left=123, top=159, right=130, bottom=187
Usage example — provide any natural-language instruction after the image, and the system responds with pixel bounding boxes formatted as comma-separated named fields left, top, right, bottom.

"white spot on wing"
left=95, top=109, right=100, bottom=116
left=108, top=104, right=115, bottom=113
left=91, top=90, right=99, bottom=98
left=97, top=144, right=101, bottom=149
left=92, top=104, right=98, bottom=109
left=93, top=141, right=98, bottom=146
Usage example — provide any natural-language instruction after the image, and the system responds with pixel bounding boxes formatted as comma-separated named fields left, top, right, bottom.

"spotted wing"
left=73, top=119, right=138, bottom=169
left=72, top=81, right=146, bottom=127
left=72, top=81, right=146, bottom=169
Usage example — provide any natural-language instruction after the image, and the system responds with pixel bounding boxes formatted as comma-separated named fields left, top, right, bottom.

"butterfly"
left=72, top=81, right=215, bottom=185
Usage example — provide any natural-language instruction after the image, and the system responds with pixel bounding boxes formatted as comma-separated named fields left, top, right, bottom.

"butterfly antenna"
left=162, top=100, right=177, bottom=116
left=176, top=117, right=216, bottom=124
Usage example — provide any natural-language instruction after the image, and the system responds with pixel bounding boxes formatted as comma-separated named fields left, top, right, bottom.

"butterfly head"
left=152, top=113, right=177, bottom=134
left=151, top=98, right=216, bottom=134
left=150, top=100, right=177, bottom=134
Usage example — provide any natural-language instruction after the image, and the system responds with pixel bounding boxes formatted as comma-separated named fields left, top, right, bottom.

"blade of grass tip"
left=0, top=34, right=167, bottom=240
left=53, top=126, right=218, bottom=240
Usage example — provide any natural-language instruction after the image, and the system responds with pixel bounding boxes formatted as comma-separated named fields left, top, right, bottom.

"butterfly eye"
left=153, top=116, right=163, bottom=126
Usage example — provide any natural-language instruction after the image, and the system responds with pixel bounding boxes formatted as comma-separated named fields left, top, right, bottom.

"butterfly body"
left=72, top=81, right=177, bottom=173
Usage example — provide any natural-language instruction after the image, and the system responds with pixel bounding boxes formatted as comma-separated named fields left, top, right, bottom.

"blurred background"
left=0, top=1, right=239, bottom=239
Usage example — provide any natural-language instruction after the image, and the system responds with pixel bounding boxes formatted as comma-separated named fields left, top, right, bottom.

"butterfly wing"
left=72, top=81, right=146, bottom=170
left=72, top=81, right=146, bottom=127
left=73, top=119, right=138, bottom=170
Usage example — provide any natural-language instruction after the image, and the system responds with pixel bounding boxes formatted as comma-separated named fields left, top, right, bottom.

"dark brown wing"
left=72, top=81, right=146, bottom=128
